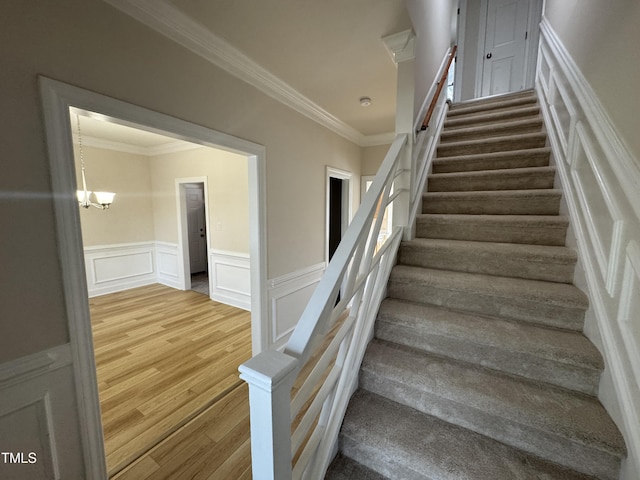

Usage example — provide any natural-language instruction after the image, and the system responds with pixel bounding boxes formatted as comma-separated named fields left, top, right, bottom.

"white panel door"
left=185, top=184, right=207, bottom=273
left=481, top=0, right=530, bottom=96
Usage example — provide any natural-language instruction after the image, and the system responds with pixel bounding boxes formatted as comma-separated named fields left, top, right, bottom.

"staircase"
left=326, top=91, right=627, bottom=480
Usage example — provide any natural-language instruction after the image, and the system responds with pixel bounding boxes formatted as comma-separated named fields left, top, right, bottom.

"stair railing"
left=239, top=45, right=456, bottom=480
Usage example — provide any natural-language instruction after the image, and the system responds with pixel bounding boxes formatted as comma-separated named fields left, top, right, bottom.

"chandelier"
left=75, top=114, right=115, bottom=209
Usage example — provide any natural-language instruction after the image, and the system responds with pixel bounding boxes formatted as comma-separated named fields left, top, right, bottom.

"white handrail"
left=239, top=46, right=455, bottom=480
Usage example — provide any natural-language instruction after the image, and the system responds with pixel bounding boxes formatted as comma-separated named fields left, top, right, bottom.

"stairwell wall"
left=537, top=15, right=640, bottom=480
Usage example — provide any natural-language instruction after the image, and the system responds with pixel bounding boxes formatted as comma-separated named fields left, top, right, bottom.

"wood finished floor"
left=89, top=284, right=252, bottom=478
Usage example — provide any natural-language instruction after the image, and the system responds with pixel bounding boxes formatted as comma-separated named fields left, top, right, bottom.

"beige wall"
left=75, top=145, right=155, bottom=246
left=361, top=144, right=392, bottom=176
left=150, top=147, right=250, bottom=254
left=75, top=143, right=249, bottom=254
left=406, top=0, right=455, bottom=116
left=0, top=0, right=361, bottom=363
left=543, top=0, right=640, bottom=162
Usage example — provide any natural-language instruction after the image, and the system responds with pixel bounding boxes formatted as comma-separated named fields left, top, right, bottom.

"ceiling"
left=103, top=0, right=412, bottom=145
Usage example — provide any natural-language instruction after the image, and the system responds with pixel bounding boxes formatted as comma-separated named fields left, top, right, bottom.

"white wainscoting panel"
left=538, top=18, right=640, bottom=477
left=209, top=250, right=251, bottom=311
left=0, top=344, right=85, bottom=479
left=155, top=242, right=182, bottom=289
left=84, top=243, right=156, bottom=297
left=268, top=263, right=326, bottom=351
left=84, top=242, right=183, bottom=297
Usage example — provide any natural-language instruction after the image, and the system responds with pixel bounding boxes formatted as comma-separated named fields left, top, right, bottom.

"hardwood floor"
left=89, top=284, right=252, bottom=477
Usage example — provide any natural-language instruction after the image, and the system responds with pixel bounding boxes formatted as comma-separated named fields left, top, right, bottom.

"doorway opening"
left=326, top=167, right=352, bottom=264
left=178, top=181, right=210, bottom=296
left=40, top=77, right=267, bottom=479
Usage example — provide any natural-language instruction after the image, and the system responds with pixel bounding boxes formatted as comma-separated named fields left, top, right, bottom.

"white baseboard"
left=538, top=18, right=640, bottom=477
left=209, top=250, right=251, bottom=311
left=268, top=262, right=326, bottom=351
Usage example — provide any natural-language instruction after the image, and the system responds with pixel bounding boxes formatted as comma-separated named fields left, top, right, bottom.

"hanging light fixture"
left=75, top=114, right=115, bottom=209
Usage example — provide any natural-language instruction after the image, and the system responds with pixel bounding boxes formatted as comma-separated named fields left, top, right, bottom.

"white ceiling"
left=167, top=0, right=411, bottom=137
left=102, top=0, right=412, bottom=145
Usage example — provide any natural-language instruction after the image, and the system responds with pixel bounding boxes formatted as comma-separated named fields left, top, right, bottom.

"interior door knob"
left=486, top=53, right=492, bottom=59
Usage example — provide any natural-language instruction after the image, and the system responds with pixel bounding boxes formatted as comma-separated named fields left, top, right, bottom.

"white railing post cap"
left=239, top=350, right=299, bottom=392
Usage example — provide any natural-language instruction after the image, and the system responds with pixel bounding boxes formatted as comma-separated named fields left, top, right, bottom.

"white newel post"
left=383, top=30, right=416, bottom=240
left=239, top=350, right=299, bottom=480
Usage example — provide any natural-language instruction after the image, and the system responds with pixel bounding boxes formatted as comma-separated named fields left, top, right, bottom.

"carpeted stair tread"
left=437, top=132, right=547, bottom=157
left=444, top=104, right=541, bottom=130
left=376, top=299, right=602, bottom=394
left=360, top=341, right=626, bottom=480
left=423, top=189, right=561, bottom=215
left=433, top=147, right=551, bottom=173
left=340, top=389, right=603, bottom=480
left=447, top=94, right=538, bottom=118
left=325, top=454, right=390, bottom=480
left=388, top=265, right=588, bottom=330
left=416, top=213, right=569, bottom=246
left=398, top=238, right=576, bottom=282
left=427, top=166, right=556, bottom=192
left=440, top=116, right=543, bottom=142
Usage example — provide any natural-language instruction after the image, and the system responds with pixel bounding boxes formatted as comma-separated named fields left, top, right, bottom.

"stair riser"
left=375, top=319, right=599, bottom=395
left=360, top=367, right=619, bottom=480
left=433, top=149, right=550, bottom=173
left=438, top=135, right=546, bottom=157
left=386, top=279, right=585, bottom=330
left=398, top=243, right=574, bottom=283
left=440, top=121, right=542, bottom=142
left=415, top=216, right=568, bottom=246
left=423, top=193, right=560, bottom=215
left=427, top=172, right=555, bottom=192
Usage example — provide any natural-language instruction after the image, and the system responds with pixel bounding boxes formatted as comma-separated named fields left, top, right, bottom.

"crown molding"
left=102, top=0, right=392, bottom=147
left=72, top=133, right=201, bottom=156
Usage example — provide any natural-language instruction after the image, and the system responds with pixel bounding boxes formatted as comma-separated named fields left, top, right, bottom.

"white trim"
left=0, top=344, right=73, bottom=390
left=38, top=77, right=269, bottom=478
left=102, top=0, right=394, bottom=147
left=537, top=19, right=640, bottom=477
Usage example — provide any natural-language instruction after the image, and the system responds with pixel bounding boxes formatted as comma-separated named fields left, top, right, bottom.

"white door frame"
left=471, top=0, right=543, bottom=98
left=325, top=166, right=353, bottom=265
left=177, top=178, right=212, bottom=291
left=39, top=77, right=268, bottom=479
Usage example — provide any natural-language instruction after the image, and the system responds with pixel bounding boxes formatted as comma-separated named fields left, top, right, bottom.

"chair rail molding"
left=537, top=17, right=640, bottom=478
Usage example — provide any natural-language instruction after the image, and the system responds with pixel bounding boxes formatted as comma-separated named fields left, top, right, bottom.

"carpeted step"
left=325, top=454, right=390, bottom=480
left=448, top=91, right=538, bottom=118
left=416, top=213, right=569, bottom=245
left=340, top=389, right=608, bottom=480
left=376, top=299, right=602, bottom=394
left=437, top=132, right=547, bottom=157
left=444, top=104, right=541, bottom=130
left=439, top=116, right=543, bottom=142
left=423, top=189, right=561, bottom=214
left=387, top=265, right=588, bottom=330
left=433, top=147, right=551, bottom=173
left=360, top=342, right=626, bottom=480
left=427, top=166, right=556, bottom=192
left=398, top=238, right=576, bottom=282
